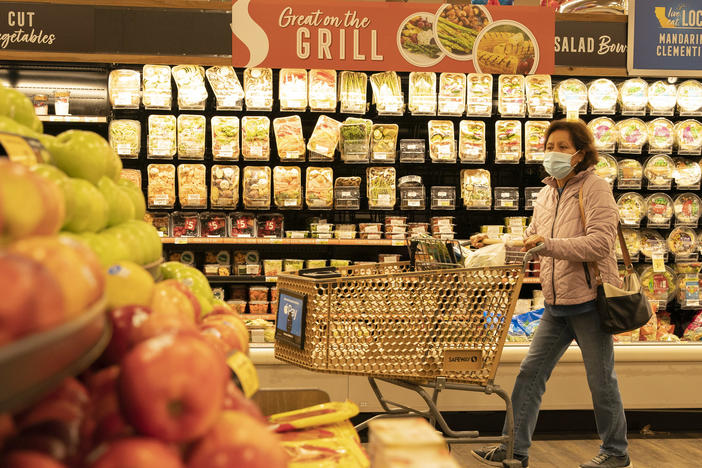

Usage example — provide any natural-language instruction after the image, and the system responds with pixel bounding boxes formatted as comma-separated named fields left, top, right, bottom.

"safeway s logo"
left=655, top=5, right=702, bottom=29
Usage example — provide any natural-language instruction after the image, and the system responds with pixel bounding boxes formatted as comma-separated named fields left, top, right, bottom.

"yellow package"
left=280, top=420, right=360, bottom=444
left=285, top=437, right=370, bottom=468
left=269, top=400, right=360, bottom=433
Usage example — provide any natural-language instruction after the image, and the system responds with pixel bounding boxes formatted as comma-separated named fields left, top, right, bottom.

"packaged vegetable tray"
left=142, top=65, right=172, bottom=109
left=594, top=154, right=617, bottom=184
left=495, top=120, right=522, bottom=163
left=307, top=115, right=341, bottom=161
left=244, top=67, right=274, bottom=110
left=309, top=69, right=337, bottom=111
left=466, top=73, right=492, bottom=116
left=273, top=116, right=306, bottom=161
left=109, top=120, right=141, bottom=158
left=370, top=71, right=403, bottom=114
left=305, top=167, right=334, bottom=209
left=461, top=169, right=491, bottom=209
left=618, top=78, right=648, bottom=113
left=177, top=114, right=206, bottom=159
left=371, top=124, right=398, bottom=163
left=647, top=118, right=675, bottom=151
left=241, top=116, right=270, bottom=161
left=147, top=164, right=176, bottom=209
left=172, top=65, right=208, bottom=110
left=279, top=68, right=308, bottom=111
left=588, top=117, right=617, bottom=151
left=242, top=166, right=271, bottom=210
left=648, top=80, right=677, bottom=113
left=339, top=71, right=367, bottom=114
left=438, top=72, right=466, bottom=115
left=147, top=115, right=177, bottom=158
left=210, top=165, right=240, bottom=209
left=108, top=69, right=140, bottom=108
left=498, top=74, right=525, bottom=116
left=273, top=165, right=303, bottom=209
left=459, top=120, right=486, bottom=163
left=178, top=164, right=207, bottom=208
left=409, top=72, right=437, bottom=114
left=211, top=116, right=240, bottom=161
left=525, top=74, right=553, bottom=116
left=205, top=66, right=245, bottom=110
left=367, top=166, right=396, bottom=209
left=427, top=120, right=456, bottom=163
left=524, top=120, right=548, bottom=163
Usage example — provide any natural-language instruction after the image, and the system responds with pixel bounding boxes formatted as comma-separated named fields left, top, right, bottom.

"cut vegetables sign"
left=232, top=0, right=554, bottom=74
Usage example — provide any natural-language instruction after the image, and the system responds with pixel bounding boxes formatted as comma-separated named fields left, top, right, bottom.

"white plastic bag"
left=463, top=242, right=506, bottom=267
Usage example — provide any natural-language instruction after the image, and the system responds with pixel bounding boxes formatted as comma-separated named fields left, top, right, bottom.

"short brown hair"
left=544, top=119, right=598, bottom=174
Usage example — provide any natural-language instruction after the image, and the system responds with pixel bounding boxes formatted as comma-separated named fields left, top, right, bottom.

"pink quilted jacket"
left=525, top=168, right=621, bottom=305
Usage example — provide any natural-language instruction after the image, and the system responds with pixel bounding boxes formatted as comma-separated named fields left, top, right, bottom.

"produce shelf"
left=161, top=237, right=411, bottom=247
left=245, top=314, right=276, bottom=321
left=38, top=115, right=108, bottom=123
left=206, top=275, right=273, bottom=284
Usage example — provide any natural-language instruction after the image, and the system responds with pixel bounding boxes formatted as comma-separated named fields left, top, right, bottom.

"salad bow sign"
left=231, top=0, right=555, bottom=74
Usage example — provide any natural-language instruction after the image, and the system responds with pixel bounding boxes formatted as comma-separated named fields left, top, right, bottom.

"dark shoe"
left=471, top=445, right=529, bottom=467
left=580, top=453, right=632, bottom=468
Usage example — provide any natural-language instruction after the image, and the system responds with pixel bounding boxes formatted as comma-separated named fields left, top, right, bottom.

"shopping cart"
left=274, top=236, right=542, bottom=468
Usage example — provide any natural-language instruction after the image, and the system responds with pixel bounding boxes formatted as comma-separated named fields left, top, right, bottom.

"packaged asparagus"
left=438, top=72, right=466, bottom=115
left=244, top=67, right=274, bottom=110
left=211, top=116, right=240, bottom=161
left=309, top=69, right=337, bottom=112
left=367, top=166, right=396, bottom=209
left=466, top=73, right=492, bottom=116
left=206, top=66, right=245, bottom=110
left=172, top=65, right=208, bottom=110
left=409, top=72, right=437, bottom=115
left=279, top=69, right=308, bottom=111
left=142, top=65, right=172, bottom=109
left=241, top=116, right=270, bottom=161
left=459, top=120, right=486, bottom=163
left=339, top=71, right=367, bottom=114
left=273, top=115, right=306, bottom=161
left=370, top=71, right=403, bottom=114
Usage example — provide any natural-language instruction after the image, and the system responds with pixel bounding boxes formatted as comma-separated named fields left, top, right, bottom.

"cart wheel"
left=503, top=459, right=523, bottom=468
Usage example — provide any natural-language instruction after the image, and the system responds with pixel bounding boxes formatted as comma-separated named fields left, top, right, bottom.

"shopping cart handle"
left=523, top=242, right=544, bottom=263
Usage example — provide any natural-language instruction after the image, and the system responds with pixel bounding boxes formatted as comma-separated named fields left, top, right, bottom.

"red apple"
left=90, top=438, right=184, bottom=468
left=150, top=280, right=200, bottom=325
left=85, top=366, right=120, bottom=397
left=118, top=333, right=228, bottom=443
left=102, top=305, right=151, bottom=365
left=82, top=367, right=132, bottom=448
left=131, top=312, right=197, bottom=345
left=207, top=303, right=239, bottom=318
left=222, top=382, right=265, bottom=423
left=0, top=412, right=17, bottom=448
left=2, top=450, right=68, bottom=468
left=187, top=411, right=288, bottom=468
left=199, top=320, right=246, bottom=355
left=17, top=399, right=83, bottom=430
left=44, top=378, right=90, bottom=411
left=201, top=314, right=249, bottom=355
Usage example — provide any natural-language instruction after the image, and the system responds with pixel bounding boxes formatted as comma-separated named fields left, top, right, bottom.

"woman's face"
left=545, top=129, right=583, bottom=167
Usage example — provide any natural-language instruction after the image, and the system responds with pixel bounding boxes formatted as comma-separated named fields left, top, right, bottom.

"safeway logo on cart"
left=444, top=350, right=483, bottom=372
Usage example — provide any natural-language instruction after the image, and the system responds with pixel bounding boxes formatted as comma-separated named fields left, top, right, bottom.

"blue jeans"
left=503, top=305, right=628, bottom=458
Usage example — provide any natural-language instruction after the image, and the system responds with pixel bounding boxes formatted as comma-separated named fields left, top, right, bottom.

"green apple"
left=62, top=178, right=108, bottom=232
left=0, top=86, right=42, bottom=133
left=160, top=261, right=213, bottom=300
left=31, top=163, right=68, bottom=185
left=120, top=220, right=163, bottom=264
left=97, top=176, right=135, bottom=228
left=101, top=224, right=147, bottom=265
left=118, top=178, right=146, bottom=220
left=93, top=231, right=131, bottom=266
left=105, top=152, right=123, bottom=182
left=48, top=130, right=115, bottom=185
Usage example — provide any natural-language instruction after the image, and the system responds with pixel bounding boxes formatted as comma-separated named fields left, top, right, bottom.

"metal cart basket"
left=274, top=238, right=539, bottom=468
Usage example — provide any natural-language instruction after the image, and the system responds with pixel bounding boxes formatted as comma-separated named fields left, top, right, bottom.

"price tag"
left=373, top=152, right=387, bottom=160
left=284, top=151, right=300, bottom=159
left=437, top=191, right=448, bottom=197
left=438, top=200, right=450, bottom=207
left=408, top=200, right=420, bottom=207
left=250, top=146, right=263, bottom=157
left=266, top=276, right=278, bottom=283
left=216, top=149, right=234, bottom=159
left=652, top=252, right=666, bottom=272
left=316, top=238, right=329, bottom=245
left=116, top=144, right=134, bottom=155
left=0, top=133, right=39, bottom=166
left=391, top=240, right=405, bottom=246
left=502, top=200, right=515, bottom=207
left=246, top=264, right=260, bottom=275
left=684, top=273, right=700, bottom=307
left=284, top=199, right=299, bottom=207
left=115, top=93, right=133, bottom=107
left=174, top=238, right=188, bottom=244
left=226, top=352, right=259, bottom=398
left=153, top=196, right=170, bottom=206
left=289, top=231, right=305, bottom=239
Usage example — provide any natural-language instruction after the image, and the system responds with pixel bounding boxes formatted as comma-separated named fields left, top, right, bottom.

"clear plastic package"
left=617, top=192, right=645, bottom=226
left=334, top=177, right=361, bottom=210
left=370, top=124, right=398, bottom=163
left=525, top=187, right=541, bottom=210
left=242, top=166, right=271, bottom=210
left=588, top=78, right=618, bottom=113
left=524, top=120, right=549, bottom=163
left=438, top=72, right=466, bottom=116
left=594, top=154, right=617, bottom=185
left=273, top=116, right=305, bottom=161
left=370, top=71, right=403, bottom=114
left=305, top=167, right=334, bottom=210
left=674, top=193, right=702, bottom=224
left=498, top=75, right=525, bottom=116
left=229, top=212, right=257, bottom=237
left=525, top=74, right=553, bottom=117
left=309, top=69, right=337, bottom=112
left=588, top=117, right=617, bottom=152
left=673, top=158, right=702, bottom=188
left=428, top=120, right=456, bottom=163
left=494, top=187, right=519, bottom=210
left=431, top=186, right=456, bottom=210
left=178, top=164, right=207, bottom=208
left=399, top=139, right=425, bottom=163
left=108, top=69, right=140, bottom=108
left=459, top=120, right=486, bottom=163
left=257, top=213, right=284, bottom=238
left=495, top=120, right=522, bottom=163
left=617, top=118, right=648, bottom=153
left=307, top=115, right=341, bottom=161
left=121, top=169, right=142, bottom=187
left=144, top=212, right=169, bottom=237
left=619, top=78, right=648, bottom=114
left=206, top=66, right=245, bottom=110
left=172, top=212, right=200, bottom=238
left=408, top=72, right=437, bottom=115
left=367, top=166, right=396, bottom=210
left=399, top=178, right=425, bottom=210
left=644, top=154, right=674, bottom=187
left=675, top=119, right=702, bottom=154
left=244, top=68, right=274, bottom=110
left=142, top=65, right=172, bottom=109
left=556, top=78, right=587, bottom=113
left=461, top=169, right=491, bottom=209
left=241, top=116, right=270, bottom=161
left=147, top=115, right=176, bottom=159
left=210, top=165, right=239, bottom=209
left=617, top=159, right=643, bottom=189
left=147, top=164, right=176, bottom=209
left=177, top=114, right=206, bottom=159
left=340, top=118, right=371, bottom=164
left=677, top=80, right=702, bottom=115
left=618, top=228, right=641, bottom=258
left=640, top=265, right=676, bottom=302
left=466, top=73, right=492, bottom=116
left=668, top=226, right=697, bottom=257
left=645, top=193, right=674, bottom=224
left=279, top=69, right=308, bottom=111
left=172, top=65, right=207, bottom=110
left=201, top=212, right=227, bottom=237
left=639, top=230, right=668, bottom=258
left=339, top=71, right=367, bottom=114
left=211, top=116, right=240, bottom=161
left=648, top=118, right=675, bottom=152
left=273, top=166, right=302, bottom=209
left=109, top=120, right=141, bottom=158
left=649, top=80, right=678, bottom=114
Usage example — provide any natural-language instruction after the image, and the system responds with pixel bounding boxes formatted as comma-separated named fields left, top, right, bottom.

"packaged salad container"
left=524, top=120, right=548, bottom=163
left=367, top=166, right=396, bottom=210
left=244, top=67, right=274, bottom=110
left=205, top=66, right=245, bottom=110
left=617, top=228, right=641, bottom=258
left=339, top=71, right=367, bottom=114
left=676, top=80, right=702, bottom=114
left=309, top=69, right=337, bottom=112
left=459, top=120, right=486, bottom=163
left=177, top=114, right=206, bottom=159
left=645, top=193, right=674, bottom=225
left=617, top=159, right=643, bottom=188
left=461, top=169, right=491, bottom=209
left=616, top=118, right=648, bottom=152
left=498, top=75, right=525, bottom=116
left=211, top=116, right=240, bottom=161
left=618, top=78, right=648, bottom=114
left=273, top=116, right=305, bottom=162
left=431, top=186, right=456, bottom=210
left=668, top=226, right=697, bottom=257
left=673, top=157, right=702, bottom=188
left=241, top=116, right=270, bottom=161
left=494, top=187, right=519, bottom=211
left=305, top=167, right=334, bottom=210
left=427, top=120, right=456, bottom=163
left=307, top=115, right=341, bottom=161
left=647, top=118, right=675, bottom=152
left=121, top=169, right=142, bottom=187
left=109, top=120, right=141, bottom=158
left=648, top=80, right=677, bottom=114
left=334, top=176, right=361, bottom=210
left=594, top=154, right=617, bottom=185
left=408, top=72, right=437, bottom=115
left=370, top=71, right=403, bottom=114
left=144, top=212, right=170, bottom=237
left=257, top=213, right=284, bottom=238
left=242, top=166, right=271, bottom=210
left=588, top=117, right=617, bottom=152
left=644, top=154, right=674, bottom=186
left=674, top=193, right=702, bottom=224
left=172, top=212, right=200, bottom=238
left=640, top=265, right=676, bottom=302
left=438, top=72, right=466, bottom=116
left=147, top=115, right=176, bottom=159
left=340, top=118, right=371, bottom=163
left=108, top=69, right=140, bottom=108
left=466, top=73, right=492, bottom=116
left=588, top=78, right=618, bottom=113
left=495, top=120, right=522, bottom=163
left=525, top=74, right=553, bottom=117
left=210, top=165, right=239, bottom=209
left=556, top=78, right=587, bottom=113
left=279, top=68, right=308, bottom=111
left=147, top=164, right=176, bottom=209
left=229, top=212, right=256, bottom=237
left=525, top=187, right=540, bottom=210
left=639, top=229, right=667, bottom=257
left=142, top=65, right=172, bottom=109
left=617, top=192, right=645, bottom=226
left=399, top=139, right=425, bottom=163
left=675, top=119, right=702, bottom=154
left=172, top=65, right=208, bottom=110
left=273, top=166, right=302, bottom=209
left=371, top=124, right=399, bottom=163
left=178, top=164, right=207, bottom=208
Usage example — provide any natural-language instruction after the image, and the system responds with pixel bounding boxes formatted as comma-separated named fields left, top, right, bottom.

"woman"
left=471, top=119, right=632, bottom=468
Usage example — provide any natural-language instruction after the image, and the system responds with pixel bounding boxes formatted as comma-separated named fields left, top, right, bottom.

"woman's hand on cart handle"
left=522, top=235, right=545, bottom=253
left=470, top=233, right=489, bottom=248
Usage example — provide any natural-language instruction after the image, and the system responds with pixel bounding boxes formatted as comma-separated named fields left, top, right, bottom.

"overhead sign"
left=232, top=0, right=555, bottom=74
left=628, top=0, right=702, bottom=76
left=555, top=18, right=627, bottom=68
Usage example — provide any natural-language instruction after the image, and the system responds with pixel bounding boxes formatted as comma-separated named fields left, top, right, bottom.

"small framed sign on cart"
left=275, top=290, right=308, bottom=349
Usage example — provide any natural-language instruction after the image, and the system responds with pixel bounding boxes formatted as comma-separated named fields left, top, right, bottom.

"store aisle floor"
left=451, top=437, right=702, bottom=468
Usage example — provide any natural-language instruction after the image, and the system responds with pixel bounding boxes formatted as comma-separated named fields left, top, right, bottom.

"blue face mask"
left=543, top=150, right=579, bottom=179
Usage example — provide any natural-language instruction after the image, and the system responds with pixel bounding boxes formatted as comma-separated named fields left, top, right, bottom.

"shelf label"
left=0, top=133, right=39, bottom=166
left=226, top=352, right=259, bottom=398
left=174, top=238, right=188, bottom=244
left=652, top=252, right=666, bottom=273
